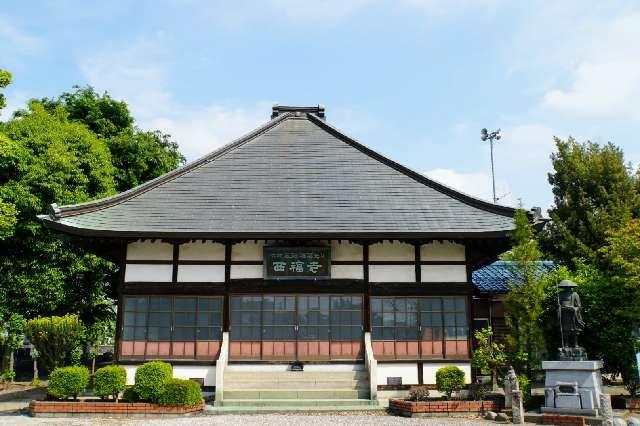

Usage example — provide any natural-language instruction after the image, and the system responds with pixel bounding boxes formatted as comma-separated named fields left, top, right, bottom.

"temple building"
left=41, top=105, right=516, bottom=406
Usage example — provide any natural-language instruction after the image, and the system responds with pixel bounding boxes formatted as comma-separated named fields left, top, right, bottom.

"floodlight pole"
left=481, top=128, right=501, bottom=204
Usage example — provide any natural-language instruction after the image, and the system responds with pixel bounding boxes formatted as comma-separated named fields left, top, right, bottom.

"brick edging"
left=29, top=400, right=204, bottom=417
left=542, top=414, right=586, bottom=425
left=626, top=398, right=640, bottom=410
left=389, top=398, right=502, bottom=415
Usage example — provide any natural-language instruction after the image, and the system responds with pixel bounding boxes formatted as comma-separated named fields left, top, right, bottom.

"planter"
left=389, top=398, right=503, bottom=417
left=29, top=400, right=204, bottom=418
left=626, top=398, right=640, bottom=411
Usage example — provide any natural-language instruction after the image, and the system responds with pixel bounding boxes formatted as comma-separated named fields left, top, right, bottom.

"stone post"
left=599, top=393, right=614, bottom=426
left=511, top=390, right=525, bottom=425
left=504, top=366, right=518, bottom=408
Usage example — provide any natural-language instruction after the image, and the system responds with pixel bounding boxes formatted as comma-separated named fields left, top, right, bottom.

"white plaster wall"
left=173, top=365, right=216, bottom=386
left=369, top=241, right=414, bottom=261
left=123, top=365, right=216, bottom=386
left=127, top=241, right=173, bottom=261
left=369, top=265, right=415, bottom=282
left=331, top=241, right=363, bottom=261
left=124, top=264, right=173, bottom=282
left=179, top=242, right=225, bottom=261
left=423, top=363, right=471, bottom=384
left=177, top=265, right=225, bottom=282
left=421, top=241, right=465, bottom=261
left=231, top=241, right=264, bottom=261
left=331, top=264, right=364, bottom=279
left=230, top=264, right=263, bottom=279
left=376, top=362, right=418, bottom=385
left=421, top=265, right=467, bottom=282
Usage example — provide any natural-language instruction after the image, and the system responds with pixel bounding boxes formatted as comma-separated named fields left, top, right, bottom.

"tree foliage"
left=0, top=81, right=184, bottom=322
left=541, top=137, right=640, bottom=266
left=0, top=102, right=116, bottom=318
left=0, top=69, right=10, bottom=113
left=471, top=327, right=507, bottom=389
left=501, top=209, right=548, bottom=379
left=42, top=86, right=184, bottom=191
left=24, top=314, right=84, bottom=372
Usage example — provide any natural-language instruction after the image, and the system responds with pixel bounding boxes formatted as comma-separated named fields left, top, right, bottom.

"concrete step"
left=223, top=389, right=369, bottom=400
left=224, top=371, right=369, bottom=380
left=225, top=379, right=368, bottom=390
left=205, top=403, right=383, bottom=414
left=214, top=399, right=376, bottom=408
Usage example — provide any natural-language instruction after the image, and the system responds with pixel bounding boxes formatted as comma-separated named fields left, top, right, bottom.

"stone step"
left=223, top=389, right=369, bottom=400
left=214, top=399, right=375, bottom=408
left=225, top=379, right=369, bottom=390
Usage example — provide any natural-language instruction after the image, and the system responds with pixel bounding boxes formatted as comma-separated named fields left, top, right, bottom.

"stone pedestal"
left=541, top=360, right=603, bottom=416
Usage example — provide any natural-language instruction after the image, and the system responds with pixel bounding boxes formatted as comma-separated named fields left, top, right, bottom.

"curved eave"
left=40, top=216, right=512, bottom=241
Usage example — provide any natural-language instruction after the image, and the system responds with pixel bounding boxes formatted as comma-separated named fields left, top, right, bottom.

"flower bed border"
left=626, top=398, right=640, bottom=411
left=29, top=400, right=204, bottom=418
left=389, top=399, right=502, bottom=417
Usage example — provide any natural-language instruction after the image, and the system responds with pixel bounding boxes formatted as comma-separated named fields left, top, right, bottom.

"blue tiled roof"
left=472, top=260, right=555, bottom=293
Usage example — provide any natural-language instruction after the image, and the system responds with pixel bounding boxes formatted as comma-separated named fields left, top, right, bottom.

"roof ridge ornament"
left=271, top=104, right=325, bottom=120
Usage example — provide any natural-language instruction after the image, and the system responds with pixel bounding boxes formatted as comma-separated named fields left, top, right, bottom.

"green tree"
left=24, top=314, right=84, bottom=371
left=0, top=313, right=25, bottom=382
left=471, top=327, right=507, bottom=389
left=541, top=137, right=640, bottom=266
left=86, top=318, right=115, bottom=374
left=0, top=69, right=11, bottom=113
left=42, top=86, right=184, bottom=191
left=502, top=209, right=548, bottom=379
left=586, top=220, right=640, bottom=389
left=0, top=101, right=116, bottom=318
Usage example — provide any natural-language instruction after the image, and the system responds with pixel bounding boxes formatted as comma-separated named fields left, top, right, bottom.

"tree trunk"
left=8, top=350, right=14, bottom=382
left=33, top=357, right=38, bottom=382
left=92, top=357, right=96, bottom=374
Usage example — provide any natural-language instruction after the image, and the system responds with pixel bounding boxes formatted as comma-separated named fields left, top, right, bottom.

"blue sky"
left=3, top=1, right=640, bottom=211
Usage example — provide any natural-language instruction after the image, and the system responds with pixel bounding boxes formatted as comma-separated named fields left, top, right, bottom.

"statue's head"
left=558, top=279, right=577, bottom=293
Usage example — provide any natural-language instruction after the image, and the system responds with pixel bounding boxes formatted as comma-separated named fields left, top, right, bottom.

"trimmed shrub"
left=436, top=366, right=466, bottom=399
left=93, top=365, right=127, bottom=401
left=157, top=378, right=203, bottom=407
left=121, top=386, right=139, bottom=402
left=408, top=385, right=430, bottom=401
left=24, top=315, right=84, bottom=372
left=134, top=361, right=172, bottom=402
left=48, top=366, right=90, bottom=400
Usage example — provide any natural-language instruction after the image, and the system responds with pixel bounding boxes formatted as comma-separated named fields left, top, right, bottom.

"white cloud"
left=510, top=5, right=640, bottom=121
left=2, top=90, right=30, bottom=118
left=147, top=104, right=269, bottom=161
left=425, top=168, right=513, bottom=206
left=78, top=37, right=272, bottom=161
left=0, top=17, right=42, bottom=51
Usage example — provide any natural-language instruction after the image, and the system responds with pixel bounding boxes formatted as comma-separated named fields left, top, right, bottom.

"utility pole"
left=480, top=128, right=501, bottom=204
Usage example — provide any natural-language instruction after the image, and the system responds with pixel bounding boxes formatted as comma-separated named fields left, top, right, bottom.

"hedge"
left=48, top=366, right=90, bottom=400
left=93, top=365, right=127, bottom=401
left=157, top=378, right=203, bottom=407
left=134, top=361, right=172, bottom=402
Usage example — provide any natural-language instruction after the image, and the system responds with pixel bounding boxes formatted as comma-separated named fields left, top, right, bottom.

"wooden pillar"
left=223, top=242, right=232, bottom=332
left=363, top=242, right=371, bottom=332
left=171, top=243, right=179, bottom=283
left=114, top=241, right=127, bottom=363
left=414, top=242, right=421, bottom=283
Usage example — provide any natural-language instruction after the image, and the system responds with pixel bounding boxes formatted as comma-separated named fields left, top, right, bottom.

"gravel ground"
left=0, top=413, right=534, bottom=426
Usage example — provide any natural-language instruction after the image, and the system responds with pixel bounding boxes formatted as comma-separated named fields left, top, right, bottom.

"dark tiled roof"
left=472, top=260, right=555, bottom=293
left=40, top=109, right=516, bottom=238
